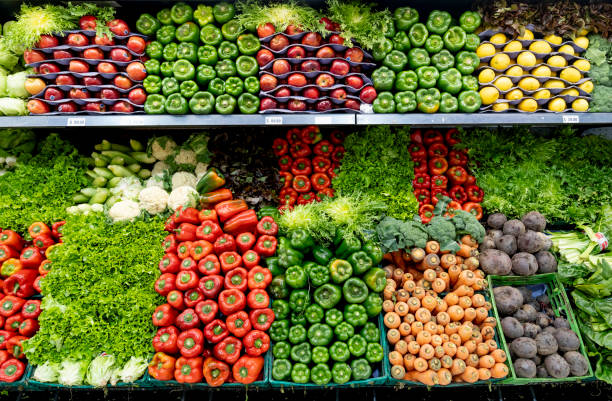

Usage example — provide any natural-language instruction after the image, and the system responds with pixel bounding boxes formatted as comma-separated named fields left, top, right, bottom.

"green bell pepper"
left=285, top=265, right=307, bottom=289
left=311, top=364, right=332, bottom=385
left=330, top=341, right=350, bottom=362
left=215, top=93, right=236, bottom=114
left=312, top=246, right=333, bottom=266
left=335, top=235, right=361, bottom=258
left=162, top=77, right=179, bottom=96
left=312, top=346, right=329, bottom=364
left=143, top=75, right=162, bottom=94
left=329, top=259, right=353, bottom=284
left=162, top=42, right=178, bottom=61
left=372, top=91, right=395, bottom=113
left=278, top=246, right=303, bottom=269
left=289, top=288, right=309, bottom=313
left=372, top=38, right=393, bottom=61
left=272, top=299, right=290, bottom=320
left=459, top=11, right=481, bottom=33
left=455, top=51, right=479, bottom=75
left=289, top=326, right=307, bottom=346
left=215, top=59, right=236, bottom=79
left=444, top=26, right=467, bottom=52
left=362, top=241, right=383, bottom=265
left=363, top=292, right=383, bottom=317
left=416, top=66, right=439, bottom=88
left=196, top=64, right=216, bottom=86
left=416, top=87, right=441, bottom=113
left=208, top=78, right=225, bottom=96
left=465, top=33, right=480, bottom=51
left=342, top=277, right=369, bottom=304
left=156, top=8, right=172, bottom=26
left=347, top=251, right=373, bottom=275
left=197, top=45, right=218, bottom=66
left=270, top=275, right=289, bottom=299
left=269, top=319, right=289, bottom=341
left=440, top=92, right=458, bottom=113
left=213, top=2, right=235, bottom=24
left=289, top=230, right=314, bottom=252
left=237, top=93, right=259, bottom=114
left=394, top=7, right=419, bottom=31
left=273, top=341, right=291, bottom=359
left=408, top=48, right=430, bottom=69
left=144, top=94, right=165, bottom=114
left=305, top=304, right=324, bottom=324
left=290, top=342, right=311, bottom=363
left=146, top=41, right=163, bottom=60
left=157, top=25, right=176, bottom=45
left=363, top=268, right=386, bottom=292
left=165, top=93, right=188, bottom=115
left=432, top=50, right=455, bottom=71
left=313, top=283, right=341, bottom=309
left=291, top=312, right=307, bottom=327
left=462, top=75, right=479, bottom=91
left=382, top=17, right=395, bottom=38
left=237, top=34, right=261, bottom=56
left=372, top=67, right=395, bottom=91
left=200, top=24, right=223, bottom=46
left=383, top=50, right=408, bottom=72
left=361, top=322, right=380, bottom=343
left=308, top=323, right=333, bottom=346
left=344, top=304, right=368, bottom=327
left=409, top=23, right=429, bottom=47
left=334, top=321, right=354, bottom=342
left=426, top=10, right=452, bottom=35
left=225, top=76, right=243, bottom=97
left=173, top=59, right=195, bottom=81
left=351, top=358, right=372, bottom=380
left=291, top=363, right=310, bottom=384
left=332, top=362, right=351, bottom=384
left=307, top=264, right=329, bottom=287
left=438, top=68, right=462, bottom=94
left=171, top=2, right=193, bottom=25
left=136, top=13, right=161, bottom=35
left=160, top=61, right=175, bottom=77
left=145, top=59, right=160, bottom=76
left=366, top=343, right=384, bottom=363
left=236, top=55, right=258, bottom=78
left=392, top=31, right=411, bottom=52
left=395, top=70, right=418, bottom=91
left=179, top=80, right=198, bottom=98
left=267, top=257, right=284, bottom=276
left=348, top=334, right=367, bottom=357
left=272, top=359, right=292, bottom=381
left=194, top=5, right=214, bottom=27
left=176, top=22, right=199, bottom=43
left=218, top=41, right=239, bottom=60
left=177, top=42, right=197, bottom=63
left=425, top=34, right=444, bottom=54
left=325, top=308, right=343, bottom=327
left=395, top=91, right=417, bottom=113
left=244, top=76, right=260, bottom=94
left=458, top=90, right=482, bottom=113
left=221, top=20, right=242, bottom=41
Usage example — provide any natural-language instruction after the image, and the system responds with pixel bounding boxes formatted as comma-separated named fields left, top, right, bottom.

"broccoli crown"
left=426, top=216, right=458, bottom=252
left=376, top=216, right=427, bottom=253
left=451, top=210, right=486, bottom=243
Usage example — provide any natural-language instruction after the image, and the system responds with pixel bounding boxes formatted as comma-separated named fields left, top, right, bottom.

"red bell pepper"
left=423, top=130, right=443, bottom=146
left=33, top=235, right=54, bottom=251
left=448, top=149, right=468, bottom=166
left=0, top=246, right=18, bottom=264
left=213, top=336, right=242, bottom=364
left=316, top=188, right=335, bottom=201
left=190, top=240, right=213, bottom=261
left=414, top=189, right=431, bottom=205
left=449, top=185, right=467, bottom=203
left=431, top=175, right=448, bottom=189
left=312, top=156, right=332, bottom=173
left=292, top=175, right=311, bottom=193
left=176, top=270, right=198, bottom=291
left=38, top=259, right=52, bottom=276
left=297, top=192, right=315, bottom=205
left=176, top=308, right=200, bottom=331
left=463, top=202, right=483, bottom=220
left=0, top=231, right=22, bottom=251
left=167, top=290, right=185, bottom=310
left=331, top=146, right=344, bottom=162
left=28, top=222, right=51, bottom=239
left=278, top=155, right=292, bottom=171
left=178, top=256, right=198, bottom=271
left=291, top=157, right=312, bottom=176
left=213, top=234, right=236, bottom=254
left=216, top=200, right=248, bottom=223
left=413, top=158, right=428, bottom=174
left=3, top=270, right=37, bottom=298
left=311, top=173, right=331, bottom=191
left=6, top=336, right=26, bottom=359
left=428, top=142, right=448, bottom=158
left=411, top=129, right=423, bottom=144
left=224, top=210, right=258, bottom=236
left=465, top=174, right=476, bottom=186
left=254, top=235, right=277, bottom=258
left=447, top=166, right=468, bottom=185
left=448, top=201, right=463, bottom=212
left=199, top=209, right=219, bottom=224
left=195, top=300, right=218, bottom=324
left=313, top=139, right=334, bottom=157
left=409, top=143, right=426, bottom=159
left=330, top=130, right=345, bottom=145
left=155, top=273, right=177, bottom=296
left=286, top=128, right=301, bottom=144
left=196, top=221, right=223, bottom=243
left=225, top=267, right=248, bottom=292
left=203, top=357, right=230, bottom=387
left=218, top=289, right=247, bottom=316
left=220, top=252, right=241, bottom=273
left=247, top=289, right=270, bottom=310
left=0, top=331, right=12, bottom=349
left=466, top=185, right=484, bottom=202
left=242, top=250, right=260, bottom=269
left=279, top=188, right=298, bottom=207
left=279, top=171, right=293, bottom=189
left=249, top=308, right=275, bottom=331
left=243, top=330, right=270, bottom=357
left=19, top=319, right=38, bottom=337
left=199, top=275, right=224, bottom=299
left=165, top=215, right=177, bottom=232
left=200, top=188, right=233, bottom=208
left=0, top=358, right=24, bottom=382
left=5, top=315, right=22, bottom=332
left=177, top=241, right=193, bottom=259
left=0, top=350, right=8, bottom=366
left=204, top=319, right=229, bottom=343
left=431, top=188, right=449, bottom=203
left=198, top=254, right=221, bottom=275
left=413, top=173, right=430, bottom=189
left=153, top=326, right=179, bottom=354
left=445, top=128, right=460, bottom=146
left=178, top=329, right=204, bottom=358
left=226, top=311, right=251, bottom=338
left=419, top=204, right=435, bottom=224
left=247, top=266, right=272, bottom=290
left=184, top=289, right=204, bottom=308
left=0, top=297, right=24, bottom=318
left=175, top=223, right=198, bottom=242
left=429, top=157, right=448, bottom=175
left=33, top=276, right=42, bottom=293
left=153, top=304, right=177, bottom=327
left=162, top=234, right=177, bottom=254
left=159, top=253, right=180, bottom=274
left=149, top=352, right=175, bottom=381
left=21, top=300, right=40, bottom=319
left=236, top=232, right=256, bottom=254
left=174, top=207, right=200, bottom=225
left=256, top=217, right=278, bottom=236
left=290, top=141, right=311, bottom=159
left=273, top=138, right=289, bottom=156
left=175, top=356, right=203, bottom=383
left=300, top=126, right=323, bottom=144
left=51, top=221, right=66, bottom=239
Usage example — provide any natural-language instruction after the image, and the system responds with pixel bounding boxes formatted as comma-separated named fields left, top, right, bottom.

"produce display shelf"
left=356, top=113, right=612, bottom=126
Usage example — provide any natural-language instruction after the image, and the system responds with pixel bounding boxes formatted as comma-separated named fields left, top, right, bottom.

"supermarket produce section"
left=0, top=0, right=610, bottom=399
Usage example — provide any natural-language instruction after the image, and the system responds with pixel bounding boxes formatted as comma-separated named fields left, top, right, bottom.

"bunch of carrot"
left=382, top=237, right=509, bottom=385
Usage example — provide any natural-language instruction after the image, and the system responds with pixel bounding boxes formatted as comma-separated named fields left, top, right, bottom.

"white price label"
left=265, top=116, right=283, bottom=125
left=66, top=117, right=86, bottom=127
left=128, top=117, right=145, bottom=126
left=314, top=116, right=333, bottom=125
left=562, top=115, right=580, bottom=124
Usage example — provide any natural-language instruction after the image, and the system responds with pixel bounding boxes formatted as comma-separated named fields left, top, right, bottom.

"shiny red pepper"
left=413, top=173, right=430, bottom=189
left=279, top=171, right=293, bottom=189
left=33, top=276, right=42, bottom=293
left=466, top=185, right=484, bottom=202
left=236, top=232, right=256, bottom=254
left=242, top=250, right=260, bottom=269
left=316, top=188, right=335, bottom=201
left=414, top=189, right=431, bottom=205
left=279, top=188, right=298, bottom=207
left=286, top=128, right=301, bottom=144
left=327, top=165, right=340, bottom=179
left=297, top=192, right=315, bottom=205
left=198, top=209, right=219, bottom=224
left=413, top=158, right=428, bottom=174
left=153, top=326, right=179, bottom=354
left=290, top=141, right=311, bottom=158
left=312, top=156, right=332, bottom=173
left=409, top=143, right=426, bottom=159
left=177, top=241, right=193, bottom=259
left=445, top=128, right=460, bottom=146
left=311, top=173, right=330, bottom=191
left=0, top=358, right=24, bottom=381
left=175, top=356, right=203, bottom=383
left=256, top=216, right=278, bottom=236
left=291, top=157, right=312, bottom=176
left=38, top=259, right=52, bottom=276
left=448, top=201, right=463, bottom=212
left=176, top=270, right=198, bottom=291
left=419, top=204, right=435, bottom=224
left=21, top=300, right=40, bottom=319
left=0, top=231, right=23, bottom=251
left=198, top=254, right=221, bottom=275
left=178, top=328, right=204, bottom=358
left=165, top=215, right=177, bottom=232
left=153, top=304, right=177, bottom=327
left=293, top=175, right=311, bottom=193
left=428, top=142, right=448, bottom=158
left=300, top=126, right=323, bottom=144
left=167, top=290, right=185, bottom=310
left=204, top=319, right=229, bottom=343
left=243, top=330, right=270, bottom=357
left=176, top=308, right=201, bottom=331
left=6, top=336, right=26, bottom=359
left=431, top=175, right=448, bottom=189
left=51, top=221, right=66, bottom=239
left=216, top=200, right=248, bottom=223
left=431, top=189, right=449, bottom=205
left=465, top=174, right=476, bottom=186
left=448, top=149, right=468, bottom=166
left=247, top=289, right=269, bottom=309
left=174, top=207, right=200, bottom=225
left=196, top=300, right=218, bottom=324
left=411, top=130, right=423, bottom=144
left=272, top=138, right=289, bottom=156
left=331, top=146, right=344, bottom=162
left=19, top=319, right=39, bottom=338
left=0, top=350, right=8, bottom=365
left=213, top=336, right=242, bottom=364
left=181, top=257, right=198, bottom=273
left=199, top=275, right=224, bottom=299
left=33, top=235, right=54, bottom=251
left=0, top=296, right=24, bottom=318
left=159, top=253, right=180, bottom=274
left=447, top=166, right=468, bottom=185
left=224, top=267, right=248, bottom=292
left=0, top=246, right=18, bottom=264
left=5, top=315, right=22, bottom=332
left=155, top=273, right=177, bottom=296
left=220, top=251, right=241, bottom=273
left=162, top=234, right=177, bottom=254
left=247, top=266, right=272, bottom=290
left=278, top=155, right=292, bottom=171
left=190, top=240, right=213, bottom=261
left=250, top=308, right=275, bottom=331
left=214, top=234, right=236, bottom=254
left=226, top=311, right=251, bottom=338
left=4, top=270, right=37, bottom=298
left=254, top=235, right=277, bottom=258
left=313, top=140, right=334, bottom=157
left=330, top=130, right=345, bottom=145
left=184, top=289, right=204, bottom=308
left=429, top=157, right=448, bottom=175
left=175, top=223, right=198, bottom=242
left=196, top=221, right=223, bottom=242
left=18, top=247, right=42, bottom=269
left=28, top=222, right=51, bottom=239
left=423, top=130, right=443, bottom=146
left=224, top=210, right=258, bottom=236
left=0, top=331, right=12, bottom=349
left=463, top=202, right=483, bottom=220
left=218, top=289, right=247, bottom=316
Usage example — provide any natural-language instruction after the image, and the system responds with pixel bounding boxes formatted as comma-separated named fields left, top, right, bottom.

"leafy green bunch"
left=236, top=0, right=326, bottom=35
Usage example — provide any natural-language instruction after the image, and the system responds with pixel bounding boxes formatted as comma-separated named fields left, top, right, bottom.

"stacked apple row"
left=256, top=32, right=377, bottom=113
left=25, top=29, right=148, bottom=114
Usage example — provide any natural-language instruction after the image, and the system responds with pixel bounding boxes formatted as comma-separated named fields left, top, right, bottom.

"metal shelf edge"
left=356, top=113, right=612, bottom=126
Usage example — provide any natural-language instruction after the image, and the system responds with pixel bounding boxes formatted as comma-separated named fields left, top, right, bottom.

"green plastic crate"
left=487, top=273, right=595, bottom=385
left=267, top=316, right=388, bottom=389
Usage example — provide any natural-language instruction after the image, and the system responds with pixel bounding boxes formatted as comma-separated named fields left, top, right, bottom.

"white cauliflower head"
left=150, top=137, right=177, bottom=161
left=110, top=177, right=143, bottom=201
left=195, top=162, right=209, bottom=178
left=173, top=149, right=197, bottom=167
left=168, top=186, right=199, bottom=211
left=151, top=161, right=170, bottom=177
left=146, top=175, right=166, bottom=188
left=108, top=200, right=141, bottom=222
left=172, top=171, right=197, bottom=190
left=138, top=186, right=169, bottom=215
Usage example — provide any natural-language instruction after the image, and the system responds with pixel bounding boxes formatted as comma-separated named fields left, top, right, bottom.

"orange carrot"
left=461, top=235, right=478, bottom=247
left=395, top=301, right=409, bottom=316
left=410, top=248, right=425, bottom=263
left=403, top=353, right=415, bottom=370
left=384, top=312, right=401, bottom=329
left=383, top=300, right=395, bottom=313
left=457, top=243, right=477, bottom=258
left=423, top=254, right=440, bottom=270
left=413, top=357, right=428, bottom=372
left=411, top=321, right=424, bottom=335
left=461, top=366, right=479, bottom=383
left=387, top=328, right=400, bottom=345
left=389, top=351, right=403, bottom=366
left=454, top=270, right=476, bottom=289
left=443, top=342, right=457, bottom=357
left=466, top=353, right=480, bottom=368
left=451, top=358, right=466, bottom=375
left=396, top=289, right=409, bottom=303
left=464, top=256, right=479, bottom=271
left=440, top=254, right=456, bottom=269
left=438, top=368, right=452, bottom=385
left=391, top=364, right=405, bottom=379
left=479, top=355, right=495, bottom=369
left=478, top=367, right=492, bottom=381
left=425, top=241, right=440, bottom=254
left=441, top=355, right=453, bottom=369
left=491, top=363, right=509, bottom=379
left=419, top=344, right=435, bottom=360
left=491, top=349, right=507, bottom=363
left=448, top=265, right=461, bottom=285
left=395, top=340, right=408, bottom=355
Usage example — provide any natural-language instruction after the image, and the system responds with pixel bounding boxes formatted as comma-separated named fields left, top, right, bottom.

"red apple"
left=272, top=59, right=291, bottom=75
left=301, top=32, right=322, bottom=47
left=112, top=101, right=134, bottom=113
left=316, top=74, right=335, bottom=88
left=27, top=99, right=50, bottom=114
left=128, top=88, right=147, bottom=105
left=79, top=15, right=97, bottom=30
left=108, top=19, right=130, bottom=36
left=256, top=49, right=274, bottom=67
left=94, top=34, right=115, bottom=46
left=269, top=34, right=290, bottom=51
left=85, top=102, right=106, bottom=112
left=287, top=46, right=306, bottom=59
left=110, top=48, right=132, bottom=62
left=83, top=76, right=103, bottom=86
left=300, top=60, right=321, bottom=72
left=315, top=46, right=335, bottom=59
left=288, top=73, right=307, bottom=87
left=83, top=48, right=104, bottom=60
left=127, top=36, right=146, bottom=54
left=101, top=89, right=120, bottom=99
left=303, top=87, right=320, bottom=99
left=38, top=63, right=60, bottom=75
left=98, top=62, right=118, bottom=74
left=285, top=25, right=303, bottom=35
left=257, top=23, right=275, bottom=38
left=359, top=86, right=377, bottom=104
left=44, top=88, right=64, bottom=101
left=346, top=75, right=364, bottom=89
left=260, top=74, right=278, bottom=91
left=330, top=88, right=347, bottom=100
left=37, top=35, right=59, bottom=48
left=260, top=98, right=277, bottom=110
left=344, top=48, right=364, bottom=63
left=58, top=102, right=78, bottom=113
left=69, top=88, right=89, bottom=99
left=66, top=33, right=88, bottom=47
left=52, top=50, right=72, bottom=59
left=329, top=34, right=345, bottom=45
left=288, top=99, right=307, bottom=111
left=56, top=75, right=76, bottom=86
left=69, top=60, right=89, bottom=73
left=345, top=99, right=360, bottom=110
left=126, top=62, right=146, bottom=81
left=329, top=60, right=350, bottom=76
left=275, top=88, right=291, bottom=97
left=24, top=50, right=46, bottom=64
left=319, top=18, right=336, bottom=31
left=113, top=76, right=133, bottom=89
left=316, top=100, right=332, bottom=112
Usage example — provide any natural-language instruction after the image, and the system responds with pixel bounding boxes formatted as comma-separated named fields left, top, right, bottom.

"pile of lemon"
left=476, top=29, right=592, bottom=112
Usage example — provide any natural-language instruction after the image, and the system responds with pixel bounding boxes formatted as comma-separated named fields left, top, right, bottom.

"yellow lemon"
left=529, top=40, right=552, bottom=54
left=494, top=76, right=514, bottom=91
left=544, top=79, right=565, bottom=89
left=476, top=43, right=496, bottom=58
left=504, top=41, right=523, bottom=52
left=505, top=88, right=524, bottom=100
left=518, top=98, right=538, bottom=112
left=518, top=77, right=540, bottom=91
left=493, top=102, right=510, bottom=112
left=558, top=44, right=575, bottom=56
left=548, top=97, right=567, bottom=112
left=517, top=29, right=534, bottom=41
left=561, top=88, right=579, bottom=96
left=490, top=53, right=511, bottom=70
left=479, top=86, right=500, bottom=105
left=534, top=89, right=551, bottom=99
left=547, top=55, right=567, bottom=68
left=572, top=98, right=589, bottom=111
left=505, top=65, right=524, bottom=77
left=532, top=65, right=552, bottom=77
left=478, top=68, right=496, bottom=84
left=574, top=36, right=589, bottom=49
left=560, top=67, right=581, bottom=83
left=579, top=80, right=594, bottom=93
left=544, top=34, right=563, bottom=45
left=517, top=51, right=536, bottom=67
left=573, top=59, right=590, bottom=72
left=490, top=33, right=507, bottom=45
